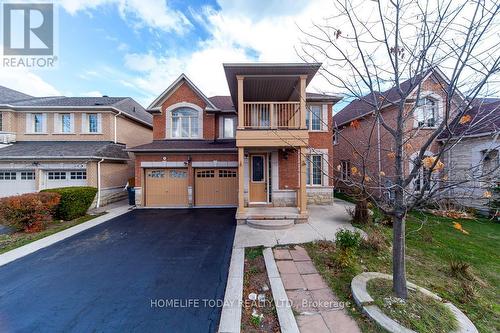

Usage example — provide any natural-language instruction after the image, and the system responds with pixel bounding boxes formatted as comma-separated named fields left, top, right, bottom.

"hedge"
left=0, top=192, right=61, bottom=232
left=41, top=186, right=97, bottom=220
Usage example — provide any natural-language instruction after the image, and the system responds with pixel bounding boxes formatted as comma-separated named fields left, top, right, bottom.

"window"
left=48, top=171, right=66, bottom=180
left=414, top=167, right=432, bottom=192
left=172, top=108, right=199, bottom=138
left=340, top=160, right=351, bottom=181
left=21, top=171, right=35, bottom=180
left=60, top=113, right=72, bottom=133
left=88, top=114, right=99, bottom=133
left=70, top=171, right=86, bottom=180
left=415, top=97, right=437, bottom=128
left=0, top=171, right=16, bottom=180
left=223, top=117, right=236, bottom=138
left=219, top=169, right=237, bottom=177
left=0, top=112, right=3, bottom=131
left=33, top=113, right=44, bottom=133
left=251, top=156, right=265, bottom=182
left=333, top=131, right=339, bottom=145
left=169, top=170, right=187, bottom=178
left=306, top=105, right=322, bottom=131
left=197, top=170, right=215, bottom=178
left=482, top=149, right=499, bottom=182
left=307, top=154, right=323, bottom=185
left=148, top=170, right=165, bottom=178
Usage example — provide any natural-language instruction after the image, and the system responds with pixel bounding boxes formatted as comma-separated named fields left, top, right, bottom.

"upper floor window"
left=88, top=114, right=99, bottom=133
left=33, top=113, right=44, bottom=133
left=306, top=105, right=323, bottom=131
left=0, top=112, right=3, bottom=131
left=60, top=113, right=73, bottom=133
left=415, top=97, right=437, bottom=128
left=223, top=116, right=236, bottom=138
left=172, top=108, right=199, bottom=138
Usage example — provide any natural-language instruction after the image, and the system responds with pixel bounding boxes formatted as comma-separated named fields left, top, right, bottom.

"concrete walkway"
left=273, top=246, right=361, bottom=333
left=233, top=201, right=362, bottom=248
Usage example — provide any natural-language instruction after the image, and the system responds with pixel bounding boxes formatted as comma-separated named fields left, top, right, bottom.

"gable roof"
left=0, top=85, right=33, bottom=103
left=147, top=73, right=218, bottom=111
left=438, top=98, right=500, bottom=139
left=334, top=69, right=445, bottom=127
left=0, top=88, right=152, bottom=127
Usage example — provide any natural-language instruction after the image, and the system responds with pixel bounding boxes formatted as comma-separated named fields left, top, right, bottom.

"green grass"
left=333, top=191, right=356, bottom=203
left=367, top=278, right=458, bottom=333
left=305, top=211, right=500, bottom=333
left=0, top=213, right=106, bottom=254
left=245, top=246, right=264, bottom=260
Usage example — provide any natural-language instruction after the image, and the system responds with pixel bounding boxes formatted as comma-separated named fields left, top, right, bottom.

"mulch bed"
left=241, top=247, right=280, bottom=333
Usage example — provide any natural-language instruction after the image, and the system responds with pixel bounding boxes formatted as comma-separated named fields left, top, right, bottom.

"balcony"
left=241, top=102, right=301, bottom=129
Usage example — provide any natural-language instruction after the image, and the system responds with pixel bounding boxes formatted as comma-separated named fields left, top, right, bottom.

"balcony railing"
left=242, top=102, right=300, bottom=129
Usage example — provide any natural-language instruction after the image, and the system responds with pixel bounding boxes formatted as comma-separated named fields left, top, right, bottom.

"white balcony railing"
left=0, top=132, right=16, bottom=144
left=242, top=102, right=300, bottom=129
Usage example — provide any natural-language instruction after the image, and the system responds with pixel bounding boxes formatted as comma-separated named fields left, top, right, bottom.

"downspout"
left=114, top=111, right=122, bottom=144
left=96, top=158, right=104, bottom=208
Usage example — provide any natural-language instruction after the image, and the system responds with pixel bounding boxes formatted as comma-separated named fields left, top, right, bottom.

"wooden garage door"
left=145, top=169, right=188, bottom=207
left=195, top=168, right=238, bottom=206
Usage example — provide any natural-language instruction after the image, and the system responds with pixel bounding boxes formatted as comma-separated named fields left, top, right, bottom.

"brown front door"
left=145, top=168, right=189, bottom=207
left=249, top=154, right=267, bottom=203
left=195, top=168, right=238, bottom=206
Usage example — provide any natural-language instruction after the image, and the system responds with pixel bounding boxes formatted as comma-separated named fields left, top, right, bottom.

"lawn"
left=0, top=213, right=106, bottom=254
left=305, top=211, right=500, bottom=333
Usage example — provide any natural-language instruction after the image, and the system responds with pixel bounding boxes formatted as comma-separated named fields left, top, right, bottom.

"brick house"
left=128, top=63, right=341, bottom=223
left=0, top=85, right=153, bottom=206
left=332, top=68, right=462, bottom=198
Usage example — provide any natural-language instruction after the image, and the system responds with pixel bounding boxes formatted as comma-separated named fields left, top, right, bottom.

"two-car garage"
left=144, top=167, right=238, bottom=207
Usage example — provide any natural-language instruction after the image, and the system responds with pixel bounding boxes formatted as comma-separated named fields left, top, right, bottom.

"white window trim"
left=219, top=115, right=236, bottom=139
left=306, top=104, right=328, bottom=132
left=165, top=102, right=203, bottom=139
left=340, top=160, right=351, bottom=181
left=409, top=151, right=436, bottom=192
left=54, top=113, right=75, bottom=134
left=26, top=112, right=47, bottom=134
left=306, top=148, right=329, bottom=187
left=81, top=113, right=102, bottom=134
left=413, top=92, right=443, bottom=129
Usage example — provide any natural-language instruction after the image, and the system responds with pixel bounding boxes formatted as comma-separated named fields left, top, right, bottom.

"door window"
left=252, top=156, right=264, bottom=182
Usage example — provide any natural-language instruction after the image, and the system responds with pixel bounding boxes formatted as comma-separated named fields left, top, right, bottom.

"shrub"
left=332, top=247, right=357, bottom=269
left=41, top=186, right=97, bottom=220
left=449, top=257, right=473, bottom=280
left=363, top=228, right=388, bottom=252
left=335, top=229, right=362, bottom=250
left=0, top=192, right=60, bottom=232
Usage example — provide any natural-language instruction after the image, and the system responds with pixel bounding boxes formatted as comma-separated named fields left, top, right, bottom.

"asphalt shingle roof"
left=128, top=139, right=237, bottom=152
left=0, top=85, right=33, bottom=103
left=0, top=141, right=129, bottom=160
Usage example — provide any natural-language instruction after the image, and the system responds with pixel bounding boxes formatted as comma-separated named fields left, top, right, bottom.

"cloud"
left=0, top=67, right=60, bottom=96
left=59, top=0, right=191, bottom=33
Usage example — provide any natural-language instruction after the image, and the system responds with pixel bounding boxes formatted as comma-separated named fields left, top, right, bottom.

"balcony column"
left=299, top=75, right=307, bottom=129
left=238, top=147, right=245, bottom=212
left=299, top=147, right=307, bottom=214
left=237, top=75, right=244, bottom=129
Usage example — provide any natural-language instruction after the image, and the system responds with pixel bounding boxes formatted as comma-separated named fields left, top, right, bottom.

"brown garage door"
left=145, top=169, right=188, bottom=207
left=195, top=168, right=238, bottom=206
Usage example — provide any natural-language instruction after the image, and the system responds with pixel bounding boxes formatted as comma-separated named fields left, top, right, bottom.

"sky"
left=0, top=0, right=342, bottom=108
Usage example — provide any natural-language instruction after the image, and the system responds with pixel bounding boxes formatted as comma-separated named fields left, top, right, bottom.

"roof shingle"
left=128, top=139, right=236, bottom=152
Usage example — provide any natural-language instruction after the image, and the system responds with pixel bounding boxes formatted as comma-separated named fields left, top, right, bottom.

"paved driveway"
left=0, top=208, right=236, bottom=333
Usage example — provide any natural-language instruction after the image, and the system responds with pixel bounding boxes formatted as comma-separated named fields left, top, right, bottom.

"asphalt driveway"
left=0, top=208, right=236, bottom=333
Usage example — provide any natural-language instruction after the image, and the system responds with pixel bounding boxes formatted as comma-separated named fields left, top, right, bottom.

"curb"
left=263, top=248, right=300, bottom=333
left=0, top=206, right=131, bottom=267
left=218, top=247, right=244, bottom=333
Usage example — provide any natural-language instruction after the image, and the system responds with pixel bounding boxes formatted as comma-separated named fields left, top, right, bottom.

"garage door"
left=195, top=168, right=237, bottom=206
left=44, top=170, right=87, bottom=190
left=145, top=169, right=188, bottom=207
left=0, top=170, right=36, bottom=197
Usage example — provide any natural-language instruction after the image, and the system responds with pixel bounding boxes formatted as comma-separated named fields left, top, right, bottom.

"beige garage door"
left=145, top=169, right=188, bottom=207
left=195, top=168, right=238, bottom=206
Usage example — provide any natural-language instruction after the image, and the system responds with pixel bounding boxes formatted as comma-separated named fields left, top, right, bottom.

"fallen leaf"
left=459, top=114, right=472, bottom=124
left=350, top=119, right=361, bottom=130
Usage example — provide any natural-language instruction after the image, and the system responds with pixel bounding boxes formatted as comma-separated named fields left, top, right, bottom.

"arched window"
left=172, top=108, right=199, bottom=138
left=415, top=97, right=437, bottom=128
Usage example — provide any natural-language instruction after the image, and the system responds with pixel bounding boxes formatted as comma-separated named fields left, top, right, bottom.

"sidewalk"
left=273, top=246, right=361, bottom=333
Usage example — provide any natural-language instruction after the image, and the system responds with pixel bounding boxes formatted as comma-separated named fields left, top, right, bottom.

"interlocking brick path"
left=273, top=246, right=361, bottom=333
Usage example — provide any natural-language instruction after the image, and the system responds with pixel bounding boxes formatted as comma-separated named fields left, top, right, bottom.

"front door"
left=249, top=154, right=267, bottom=203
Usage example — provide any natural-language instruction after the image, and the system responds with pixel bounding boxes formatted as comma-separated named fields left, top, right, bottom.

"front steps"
left=247, top=219, right=294, bottom=230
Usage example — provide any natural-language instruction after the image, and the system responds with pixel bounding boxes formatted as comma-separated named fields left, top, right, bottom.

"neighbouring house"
left=439, top=98, right=499, bottom=213
left=332, top=68, right=464, bottom=200
left=128, top=63, right=341, bottom=223
left=0, top=85, right=153, bottom=206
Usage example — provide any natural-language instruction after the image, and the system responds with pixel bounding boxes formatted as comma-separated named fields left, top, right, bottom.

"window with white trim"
left=341, top=160, right=351, bottom=181
left=333, top=131, right=339, bottom=145
left=306, top=154, right=323, bottom=185
left=222, top=116, right=236, bottom=138
left=60, top=113, right=72, bottom=133
left=70, top=171, right=87, bottom=180
left=414, top=167, right=432, bottom=192
left=21, top=171, right=35, bottom=180
left=306, top=105, right=322, bottom=131
left=88, top=113, right=99, bottom=133
left=482, top=149, right=498, bottom=182
left=33, top=113, right=44, bottom=133
left=172, top=108, right=199, bottom=138
left=415, top=97, right=437, bottom=128
left=48, top=171, right=66, bottom=180
left=0, top=171, right=16, bottom=180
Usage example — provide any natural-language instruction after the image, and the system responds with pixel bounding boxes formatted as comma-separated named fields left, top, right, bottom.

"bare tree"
left=299, top=0, right=500, bottom=298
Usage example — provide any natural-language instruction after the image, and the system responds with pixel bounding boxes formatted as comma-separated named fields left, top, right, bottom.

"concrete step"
left=247, top=219, right=294, bottom=230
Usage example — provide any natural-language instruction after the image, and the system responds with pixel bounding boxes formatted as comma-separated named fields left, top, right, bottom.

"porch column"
left=237, top=75, right=244, bottom=129
left=299, top=147, right=307, bottom=214
left=238, top=147, right=245, bottom=212
left=299, top=75, right=307, bottom=129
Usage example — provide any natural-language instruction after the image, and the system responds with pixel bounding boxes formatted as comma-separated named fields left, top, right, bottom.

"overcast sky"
left=0, top=0, right=342, bottom=107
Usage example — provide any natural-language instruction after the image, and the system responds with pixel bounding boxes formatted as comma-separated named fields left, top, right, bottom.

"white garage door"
left=44, top=170, right=87, bottom=190
left=0, top=170, right=36, bottom=197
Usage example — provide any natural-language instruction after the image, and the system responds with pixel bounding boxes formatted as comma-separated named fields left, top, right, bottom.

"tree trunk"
left=392, top=212, right=408, bottom=299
